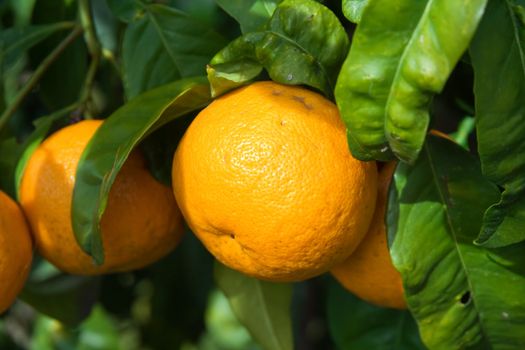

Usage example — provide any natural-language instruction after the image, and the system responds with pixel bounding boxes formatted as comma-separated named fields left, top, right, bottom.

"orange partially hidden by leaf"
left=0, top=191, right=33, bottom=313
left=172, top=81, right=378, bottom=282
left=20, top=120, right=184, bottom=275
left=331, top=162, right=407, bottom=309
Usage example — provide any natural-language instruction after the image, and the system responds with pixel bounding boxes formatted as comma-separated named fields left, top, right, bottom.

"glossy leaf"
left=215, top=0, right=281, bottom=33
left=72, top=77, right=210, bottom=263
left=214, top=262, right=293, bottom=350
left=207, top=0, right=349, bottom=97
left=471, top=0, right=525, bottom=247
left=341, top=0, right=368, bottom=23
left=326, top=278, right=424, bottom=350
left=388, top=135, right=525, bottom=349
left=335, top=0, right=487, bottom=162
left=122, top=3, right=227, bottom=99
left=0, top=22, right=73, bottom=71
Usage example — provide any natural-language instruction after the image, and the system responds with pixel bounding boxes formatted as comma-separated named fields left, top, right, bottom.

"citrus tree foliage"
left=0, top=0, right=524, bottom=349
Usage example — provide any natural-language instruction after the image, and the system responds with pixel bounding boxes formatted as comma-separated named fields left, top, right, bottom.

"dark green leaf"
left=341, top=0, right=368, bottom=23
left=20, top=259, right=100, bottom=326
left=326, top=278, right=424, bottom=350
left=208, top=0, right=349, bottom=97
left=471, top=0, right=525, bottom=247
left=388, top=135, right=525, bottom=349
left=122, top=3, right=227, bottom=99
left=215, top=0, right=281, bottom=33
left=91, top=0, right=118, bottom=54
left=0, top=22, right=73, bottom=71
left=214, top=262, right=293, bottom=350
left=335, top=0, right=487, bottom=162
left=106, top=0, right=142, bottom=23
left=30, top=0, right=87, bottom=110
left=72, top=77, right=210, bottom=263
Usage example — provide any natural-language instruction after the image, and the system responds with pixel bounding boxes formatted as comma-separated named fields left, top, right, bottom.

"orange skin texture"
left=331, top=162, right=406, bottom=309
left=20, top=120, right=184, bottom=275
left=0, top=191, right=33, bottom=313
left=172, top=81, right=378, bottom=282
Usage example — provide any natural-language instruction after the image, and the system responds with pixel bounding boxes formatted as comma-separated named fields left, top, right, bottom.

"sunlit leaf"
left=341, top=0, right=368, bottom=23
left=388, top=135, right=525, bottom=349
left=207, top=0, right=349, bottom=97
left=335, top=0, right=487, bottom=162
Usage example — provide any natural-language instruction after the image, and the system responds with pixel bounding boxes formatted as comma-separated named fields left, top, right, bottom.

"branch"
left=0, top=25, right=83, bottom=132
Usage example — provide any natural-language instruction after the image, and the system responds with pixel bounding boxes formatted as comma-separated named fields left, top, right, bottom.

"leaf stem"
left=0, top=25, right=83, bottom=133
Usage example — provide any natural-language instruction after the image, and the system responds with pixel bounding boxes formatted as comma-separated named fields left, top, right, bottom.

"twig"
left=78, top=0, right=102, bottom=117
left=0, top=25, right=83, bottom=132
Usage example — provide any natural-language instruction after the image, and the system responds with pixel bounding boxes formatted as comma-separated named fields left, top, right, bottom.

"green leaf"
left=20, top=259, right=100, bottom=326
left=471, top=0, right=525, bottom=248
left=30, top=0, right=87, bottom=110
left=449, top=116, right=475, bottom=150
left=335, top=0, right=487, bottom=162
left=106, top=0, right=142, bottom=22
left=8, top=0, right=37, bottom=26
left=205, top=289, right=261, bottom=349
left=214, top=262, right=293, bottom=350
left=91, top=0, right=118, bottom=55
left=326, top=278, right=424, bottom=350
left=215, top=0, right=281, bottom=33
left=0, top=22, right=73, bottom=71
left=341, top=0, right=368, bottom=23
left=71, top=77, right=210, bottom=263
left=388, top=134, right=525, bottom=349
left=121, top=3, right=227, bottom=99
left=207, top=0, right=349, bottom=98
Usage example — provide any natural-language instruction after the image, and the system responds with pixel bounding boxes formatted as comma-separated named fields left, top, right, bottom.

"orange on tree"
left=19, top=120, right=184, bottom=275
left=0, top=191, right=33, bottom=313
left=172, top=81, right=378, bottom=282
left=331, top=162, right=406, bottom=309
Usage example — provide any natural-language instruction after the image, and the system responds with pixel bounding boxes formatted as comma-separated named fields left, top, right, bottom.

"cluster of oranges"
left=0, top=81, right=405, bottom=315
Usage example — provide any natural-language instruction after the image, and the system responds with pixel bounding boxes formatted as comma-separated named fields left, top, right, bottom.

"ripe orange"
left=20, top=120, right=184, bottom=275
left=172, top=81, right=378, bottom=282
left=331, top=162, right=406, bottom=309
left=0, top=191, right=33, bottom=313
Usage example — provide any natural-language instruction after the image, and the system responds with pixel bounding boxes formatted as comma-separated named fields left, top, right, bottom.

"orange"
left=0, top=191, right=33, bottom=313
left=172, top=81, right=377, bottom=282
left=20, top=120, right=184, bottom=275
left=331, top=162, right=406, bottom=309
